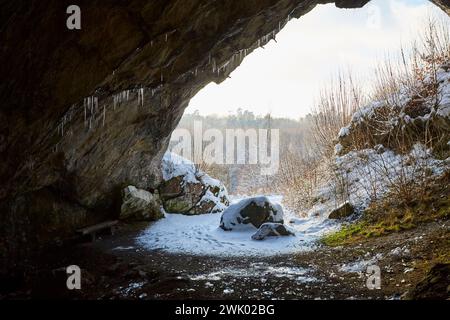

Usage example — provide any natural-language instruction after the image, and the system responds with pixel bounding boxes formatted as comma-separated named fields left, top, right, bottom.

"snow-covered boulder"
left=159, top=152, right=229, bottom=215
left=120, top=186, right=164, bottom=221
left=220, top=196, right=284, bottom=231
left=251, top=223, right=294, bottom=240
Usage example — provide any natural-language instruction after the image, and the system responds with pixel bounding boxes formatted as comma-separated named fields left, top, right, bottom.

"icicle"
left=94, top=97, right=98, bottom=113
left=140, top=88, right=144, bottom=107
left=88, top=97, right=92, bottom=116
left=103, top=105, right=106, bottom=126
left=84, top=99, right=87, bottom=126
left=165, top=33, right=168, bottom=42
left=126, top=90, right=130, bottom=101
left=151, top=40, right=153, bottom=47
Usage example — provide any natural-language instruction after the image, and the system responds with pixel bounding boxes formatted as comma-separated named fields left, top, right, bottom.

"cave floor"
left=2, top=220, right=448, bottom=300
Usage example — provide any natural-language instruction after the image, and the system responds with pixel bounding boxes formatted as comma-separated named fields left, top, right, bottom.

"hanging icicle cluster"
left=83, top=96, right=99, bottom=130
left=56, top=105, right=75, bottom=137
left=209, top=14, right=290, bottom=78
left=51, top=69, right=170, bottom=154
left=137, top=87, right=144, bottom=107
left=113, top=90, right=131, bottom=110
left=49, top=13, right=296, bottom=153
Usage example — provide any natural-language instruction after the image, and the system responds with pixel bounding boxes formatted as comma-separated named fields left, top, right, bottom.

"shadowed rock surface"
left=120, top=186, right=163, bottom=221
left=406, top=263, right=450, bottom=300
left=1, top=0, right=449, bottom=273
left=328, top=202, right=355, bottom=219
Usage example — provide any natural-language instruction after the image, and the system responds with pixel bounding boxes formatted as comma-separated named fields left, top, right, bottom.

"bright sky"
left=185, top=0, right=448, bottom=119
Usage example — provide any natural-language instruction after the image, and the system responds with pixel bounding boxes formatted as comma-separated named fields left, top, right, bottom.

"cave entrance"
left=167, top=0, right=448, bottom=200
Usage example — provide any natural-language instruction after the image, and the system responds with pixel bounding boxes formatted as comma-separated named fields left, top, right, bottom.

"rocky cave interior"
left=1, top=0, right=449, bottom=278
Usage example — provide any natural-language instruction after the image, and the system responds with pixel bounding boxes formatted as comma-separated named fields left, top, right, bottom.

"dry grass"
left=276, top=147, right=326, bottom=213
left=311, top=71, right=366, bottom=157
left=323, top=172, right=450, bottom=246
left=345, top=16, right=450, bottom=156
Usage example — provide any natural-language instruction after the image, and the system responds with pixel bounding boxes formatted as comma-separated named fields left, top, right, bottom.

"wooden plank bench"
left=76, top=220, right=118, bottom=242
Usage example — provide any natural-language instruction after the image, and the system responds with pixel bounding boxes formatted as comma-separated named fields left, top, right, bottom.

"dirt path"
left=2, top=220, right=448, bottom=300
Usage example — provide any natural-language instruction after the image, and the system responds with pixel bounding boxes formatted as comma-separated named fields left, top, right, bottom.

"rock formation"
left=328, top=202, right=355, bottom=219
left=220, top=196, right=284, bottom=231
left=159, top=152, right=229, bottom=214
left=1, top=0, right=449, bottom=272
left=251, top=222, right=295, bottom=240
left=120, top=186, right=163, bottom=221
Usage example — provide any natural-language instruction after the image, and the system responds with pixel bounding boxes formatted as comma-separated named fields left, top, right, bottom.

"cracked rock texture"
left=0, top=0, right=448, bottom=272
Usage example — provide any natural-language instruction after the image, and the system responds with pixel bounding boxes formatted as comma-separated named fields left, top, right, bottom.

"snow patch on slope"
left=307, top=143, right=448, bottom=218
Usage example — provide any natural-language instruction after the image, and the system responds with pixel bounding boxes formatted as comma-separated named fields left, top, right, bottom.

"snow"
left=112, top=246, right=135, bottom=251
left=220, top=196, right=283, bottom=231
left=390, top=246, right=410, bottom=256
left=308, top=143, right=448, bottom=218
left=338, top=65, right=450, bottom=141
left=338, top=126, right=350, bottom=138
left=223, top=289, right=234, bottom=294
left=161, top=152, right=229, bottom=213
left=188, top=263, right=318, bottom=283
left=124, top=186, right=153, bottom=202
left=161, top=152, right=199, bottom=184
left=137, top=195, right=339, bottom=257
left=339, top=253, right=383, bottom=273
left=251, top=223, right=294, bottom=240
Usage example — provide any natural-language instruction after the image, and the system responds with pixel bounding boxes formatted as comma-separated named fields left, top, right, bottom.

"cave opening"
left=1, top=0, right=450, bottom=301
left=168, top=0, right=448, bottom=196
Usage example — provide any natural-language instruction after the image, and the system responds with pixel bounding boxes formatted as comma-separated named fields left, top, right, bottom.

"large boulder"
left=251, top=223, right=295, bottom=240
left=120, top=186, right=164, bottom=221
left=328, top=202, right=355, bottom=219
left=159, top=153, right=229, bottom=215
left=220, top=196, right=284, bottom=231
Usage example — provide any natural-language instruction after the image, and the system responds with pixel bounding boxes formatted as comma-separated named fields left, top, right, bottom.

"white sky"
left=185, top=0, right=448, bottom=119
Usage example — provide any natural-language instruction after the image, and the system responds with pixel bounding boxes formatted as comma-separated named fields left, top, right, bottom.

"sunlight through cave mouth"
left=137, top=0, right=449, bottom=257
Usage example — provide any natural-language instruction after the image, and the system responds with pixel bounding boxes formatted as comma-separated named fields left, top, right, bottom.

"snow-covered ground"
left=137, top=195, right=339, bottom=257
left=187, top=262, right=318, bottom=283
